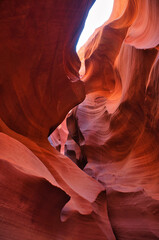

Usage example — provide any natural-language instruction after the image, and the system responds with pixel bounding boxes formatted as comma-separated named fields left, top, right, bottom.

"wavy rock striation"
left=65, top=0, right=159, bottom=239
left=0, top=0, right=159, bottom=240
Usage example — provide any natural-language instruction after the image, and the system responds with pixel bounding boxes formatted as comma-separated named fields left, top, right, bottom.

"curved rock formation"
left=0, top=0, right=159, bottom=239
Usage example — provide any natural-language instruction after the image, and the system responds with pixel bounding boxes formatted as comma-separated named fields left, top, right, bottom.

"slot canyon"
left=0, top=0, right=159, bottom=239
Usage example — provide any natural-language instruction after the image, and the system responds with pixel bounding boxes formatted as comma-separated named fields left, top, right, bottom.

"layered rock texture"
left=0, top=0, right=159, bottom=239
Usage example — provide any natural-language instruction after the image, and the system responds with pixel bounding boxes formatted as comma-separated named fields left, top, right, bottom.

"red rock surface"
left=0, top=0, right=159, bottom=240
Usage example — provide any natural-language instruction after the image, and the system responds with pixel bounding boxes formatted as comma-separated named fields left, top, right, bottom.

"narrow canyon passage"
left=0, top=0, right=159, bottom=240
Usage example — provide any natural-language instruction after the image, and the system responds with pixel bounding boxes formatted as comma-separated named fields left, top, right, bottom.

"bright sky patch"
left=76, top=0, right=114, bottom=51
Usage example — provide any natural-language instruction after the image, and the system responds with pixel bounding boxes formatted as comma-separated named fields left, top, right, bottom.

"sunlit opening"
left=76, top=0, right=114, bottom=52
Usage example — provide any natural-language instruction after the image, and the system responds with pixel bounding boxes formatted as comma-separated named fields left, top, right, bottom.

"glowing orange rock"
left=0, top=0, right=159, bottom=239
left=66, top=0, right=159, bottom=239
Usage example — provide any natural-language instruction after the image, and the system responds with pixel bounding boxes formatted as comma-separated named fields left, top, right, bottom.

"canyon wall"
left=0, top=0, right=159, bottom=239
